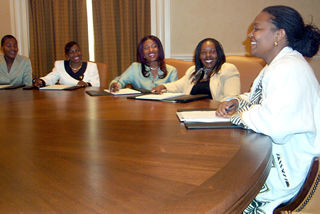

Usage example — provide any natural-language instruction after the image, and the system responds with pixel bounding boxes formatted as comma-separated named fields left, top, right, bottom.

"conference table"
left=0, top=87, right=272, bottom=213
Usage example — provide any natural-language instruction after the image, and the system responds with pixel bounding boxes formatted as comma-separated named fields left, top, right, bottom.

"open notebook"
left=128, top=93, right=209, bottom=103
left=135, top=93, right=185, bottom=100
left=104, top=88, right=141, bottom=95
left=176, top=110, right=230, bottom=123
left=177, top=109, right=241, bottom=129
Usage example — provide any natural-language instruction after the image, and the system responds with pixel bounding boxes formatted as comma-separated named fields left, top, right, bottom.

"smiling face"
left=1, top=38, right=18, bottom=60
left=248, top=11, right=282, bottom=64
left=200, top=40, right=218, bottom=69
left=142, top=39, right=159, bottom=63
left=66, top=44, right=82, bottom=63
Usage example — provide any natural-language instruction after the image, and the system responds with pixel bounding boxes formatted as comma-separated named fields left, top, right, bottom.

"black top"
left=190, top=72, right=212, bottom=99
left=64, top=61, right=88, bottom=81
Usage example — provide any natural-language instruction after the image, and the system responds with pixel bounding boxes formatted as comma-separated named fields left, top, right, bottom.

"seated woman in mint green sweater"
left=109, top=35, right=178, bottom=92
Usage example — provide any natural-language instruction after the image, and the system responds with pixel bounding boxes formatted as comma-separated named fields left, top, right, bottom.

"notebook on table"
left=0, top=85, right=11, bottom=89
left=39, top=85, right=84, bottom=90
left=176, top=110, right=230, bottom=123
left=128, top=93, right=208, bottom=103
left=86, top=90, right=111, bottom=96
left=133, top=88, right=152, bottom=94
left=135, top=92, right=185, bottom=100
left=104, top=88, right=141, bottom=95
left=184, top=122, right=242, bottom=129
left=176, top=108, right=241, bottom=129
left=23, top=85, right=38, bottom=90
left=163, top=94, right=209, bottom=103
left=0, top=84, right=25, bottom=90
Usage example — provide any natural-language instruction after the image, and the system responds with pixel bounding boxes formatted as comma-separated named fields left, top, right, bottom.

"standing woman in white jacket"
left=151, top=38, right=240, bottom=101
left=34, top=41, right=100, bottom=87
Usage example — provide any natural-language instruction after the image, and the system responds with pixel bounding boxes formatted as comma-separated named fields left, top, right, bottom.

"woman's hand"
left=77, top=81, right=88, bottom=87
left=110, top=82, right=120, bottom=92
left=34, top=79, right=43, bottom=88
left=216, top=99, right=239, bottom=118
left=151, top=85, right=166, bottom=94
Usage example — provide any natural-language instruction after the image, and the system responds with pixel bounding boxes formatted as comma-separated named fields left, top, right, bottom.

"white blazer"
left=41, top=60, right=100, bottom=87
left=164, top=62, right=240, bottom=101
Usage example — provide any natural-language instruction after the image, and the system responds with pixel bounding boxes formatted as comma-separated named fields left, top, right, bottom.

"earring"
left=274, top=41, right=278, bottom=47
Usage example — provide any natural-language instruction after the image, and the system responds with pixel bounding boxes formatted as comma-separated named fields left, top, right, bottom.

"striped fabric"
left=231, top=73, right=264, bottom=128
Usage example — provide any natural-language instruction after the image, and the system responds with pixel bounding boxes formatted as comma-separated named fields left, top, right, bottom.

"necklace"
left=69, top=61, right=82, bottom=71
left=150, top=66, right=159, bottom=70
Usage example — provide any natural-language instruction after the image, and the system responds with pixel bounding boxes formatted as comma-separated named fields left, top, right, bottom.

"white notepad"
left=0, top=85, right=12, bottom=89
left=105, top=88, right=141, bottom=95
left=136, top=93, right=185, bottom=100
left=39, top=85, right=75, bottom=90
left=176, top=111, right=230, bottom=123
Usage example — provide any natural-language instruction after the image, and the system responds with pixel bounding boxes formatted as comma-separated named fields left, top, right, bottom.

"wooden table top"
left=0, top=88, right=272, bottom=213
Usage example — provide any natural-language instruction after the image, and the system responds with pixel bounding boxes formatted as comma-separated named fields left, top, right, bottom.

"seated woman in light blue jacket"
left=109, top=35, right=178, bottom=92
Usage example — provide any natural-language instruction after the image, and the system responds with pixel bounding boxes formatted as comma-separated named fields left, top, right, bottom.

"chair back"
left=165, top=58, right=195, bottom=79
left=273, top=156, right=320, bottom=214
left=166, top=57, right=266, bottom=94
left=95, top=62, right=108, bottom=88
left=226, top=55, right=266, bottom=94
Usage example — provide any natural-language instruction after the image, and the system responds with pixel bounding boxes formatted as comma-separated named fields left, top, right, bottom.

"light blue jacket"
left=109, top=62, right=178, bottom=90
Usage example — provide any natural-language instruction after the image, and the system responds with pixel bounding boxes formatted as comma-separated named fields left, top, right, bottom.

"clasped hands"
left=77, top=80, right=88, bottom=87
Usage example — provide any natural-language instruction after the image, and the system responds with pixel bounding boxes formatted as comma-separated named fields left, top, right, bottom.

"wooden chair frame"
left=273, top=156, right=320, bottom=214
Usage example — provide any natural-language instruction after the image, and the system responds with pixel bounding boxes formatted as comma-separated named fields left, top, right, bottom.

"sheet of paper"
left=104, top=88, right=141, bottom=95
left=0, top=85, right=12, bottom=89
left=39, top=85, right=75, bottom=90
left=136, top=93, right=185, bottom=100
left=176, top=111, right=230, bottom=123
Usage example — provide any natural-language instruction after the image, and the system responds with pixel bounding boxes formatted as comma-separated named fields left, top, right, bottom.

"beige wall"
left=0, top=0, right=12, bottom=40
left=170, top=0, right=320, bottom=82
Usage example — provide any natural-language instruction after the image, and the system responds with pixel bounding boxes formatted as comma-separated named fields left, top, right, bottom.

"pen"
left=32, top=73, right=39, bottom=81
left=111, top=74, right=122, bottom=91
left=116, top=73, right=123, bottom=85
left=225, top=104, right=235, bottom=112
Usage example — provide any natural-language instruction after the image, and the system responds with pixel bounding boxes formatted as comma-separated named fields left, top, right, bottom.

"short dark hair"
left=137, top=35, right=167, bottom=78
left=262, top=5, right=320, bottom=57
left=65, top=41, right=79, bottom=55
left=1, top=35, right=17, bottom=47
left=193, top=38, right=226, bottom=76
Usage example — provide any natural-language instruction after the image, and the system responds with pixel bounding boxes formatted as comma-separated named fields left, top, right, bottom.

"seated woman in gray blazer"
left=0, top=35, right=32, bottom=86
left=151, top=38, right=240, bottom=101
